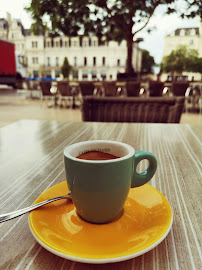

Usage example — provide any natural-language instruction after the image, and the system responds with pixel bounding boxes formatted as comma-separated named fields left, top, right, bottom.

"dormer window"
left=190, top=29, right=195, bottom=36
left=180, top=29, right=185, bottom=36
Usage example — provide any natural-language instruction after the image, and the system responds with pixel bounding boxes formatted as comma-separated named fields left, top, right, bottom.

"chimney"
left=6, top=12, right=11, bottom=26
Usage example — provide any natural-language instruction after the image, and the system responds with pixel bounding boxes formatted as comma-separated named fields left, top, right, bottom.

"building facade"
left=162, top=20, right=202, bottom=81
left=0, top=13, right=142, bottom=81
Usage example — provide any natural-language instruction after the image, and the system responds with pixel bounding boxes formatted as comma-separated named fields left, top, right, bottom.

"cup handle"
left=131, top=151, right=157, bottom=188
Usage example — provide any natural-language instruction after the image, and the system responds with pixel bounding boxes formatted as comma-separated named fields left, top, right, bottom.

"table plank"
left=0, top=120, right=201, bottom=270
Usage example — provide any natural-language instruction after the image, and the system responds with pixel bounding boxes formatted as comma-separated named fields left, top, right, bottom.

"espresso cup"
left=64, top=140, right=157, bottom=224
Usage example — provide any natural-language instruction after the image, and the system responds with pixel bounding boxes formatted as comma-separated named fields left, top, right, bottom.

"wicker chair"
left=171, top=82, right=189, bottom=96
left=102, top=81, right=118, bottom=96
left=125, top=81, right=142, bottom=97
left=81, top=96, right=185, bottom=123
left=79, top=82, right=95, bottom=96
left=149, top=81, right=164, bottom=97
left=57, top=81, right=73, bottom=108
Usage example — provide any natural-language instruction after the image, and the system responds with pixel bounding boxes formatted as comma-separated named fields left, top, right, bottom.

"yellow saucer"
left=29, top=181, right=173, bottom=264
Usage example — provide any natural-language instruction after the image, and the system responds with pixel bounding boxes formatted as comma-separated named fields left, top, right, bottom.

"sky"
left=0, top=0, right=200, bottom=66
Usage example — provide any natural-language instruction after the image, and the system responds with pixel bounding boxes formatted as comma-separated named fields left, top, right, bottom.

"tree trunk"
left=126, top=35, right=134, bottom=75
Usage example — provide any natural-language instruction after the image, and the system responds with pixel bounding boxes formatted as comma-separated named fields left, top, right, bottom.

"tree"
left=160, top=45, right=199, bottom=74
left=25, top=0, right=201, bottom=75
left=141, top=50, right=155, bottom=74
left=187, top=57, right=202, bottom=74
left=61, top=57, right=72, bottom=79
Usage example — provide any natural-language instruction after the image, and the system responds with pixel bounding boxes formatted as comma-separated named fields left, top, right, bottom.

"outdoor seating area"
left=22, top=79, right=202, bottom=116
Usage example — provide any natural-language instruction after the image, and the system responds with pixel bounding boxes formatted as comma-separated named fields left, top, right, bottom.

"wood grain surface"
left=0, top=120, right=201, bottom=270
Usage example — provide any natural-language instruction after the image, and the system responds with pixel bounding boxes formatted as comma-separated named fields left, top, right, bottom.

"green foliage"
left=161, top=45, right=201, bottom=74
left=187, top=57, right=202, bottom=73
left=61, top=57, right=72, bottom=79
left=25, top=0, right=200, bottom=74
left=141, top=49, right=155, bottom=74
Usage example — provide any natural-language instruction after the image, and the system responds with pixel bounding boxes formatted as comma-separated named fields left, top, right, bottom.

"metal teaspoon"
left=0, top=193, right=71, bottom=223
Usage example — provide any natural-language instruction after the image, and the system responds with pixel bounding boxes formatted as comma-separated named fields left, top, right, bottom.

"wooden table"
left=0, top=120, right=201, bottom=270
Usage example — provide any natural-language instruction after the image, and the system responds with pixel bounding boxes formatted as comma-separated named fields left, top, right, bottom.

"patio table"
left=0, top=120, right=201, bottom=270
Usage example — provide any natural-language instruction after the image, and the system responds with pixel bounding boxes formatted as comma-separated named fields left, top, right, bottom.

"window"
left=84, top=57, right=87, bottom=66
left=32, top=41, right=38, bottom=48
left=55, top=70, right=60, bottom=78
left=74, top=57, right=77, bottom=66
left=92, top=70, right=97, bottom=79
left=117, top=59, right=120, bottom=66
left=33, top=70, right=38, bottom=77
left=47, top=57, right=51, bottom=66
left=102, top=57, right=105, bottom=66
left=73, top=70, right=78, bottom=80
left=12, top=33, right=18, bottom=39
left=190, top=29, right=196, bottom=36
left=83, top=40, right=88, bottom=47
left=180, top=29, right=185, bottom=36
left=56, top=57, right=59, bottom=67
left=32, top=57, right=38, bottom=64
left=190, top=39, right=194, bottom=45
left=93, top=57, right=96, bottom=66
left=101, top=73, right=106, bottom=80
left=82, top=71, right=88, bottom=80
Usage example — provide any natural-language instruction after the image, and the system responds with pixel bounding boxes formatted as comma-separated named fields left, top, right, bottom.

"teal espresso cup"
left=64, top=140, right=157, bottom=224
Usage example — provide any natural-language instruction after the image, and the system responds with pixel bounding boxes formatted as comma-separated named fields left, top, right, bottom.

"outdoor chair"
left=79, top=81, right=96, bottom=96
left=102, top=81, right=119, bottom=96
left=149, top=81, right=165, bottom=97
left=39, top=81, right=57, bottom=107
left=171, top=82, right=190, bottom=96
left=171, top=82, right=193, bottom=112
left=81, top=96, right=185, bottom=123
left=57, top=81, right=73, bottom=108
left=125, top=81, right=144, bottom=97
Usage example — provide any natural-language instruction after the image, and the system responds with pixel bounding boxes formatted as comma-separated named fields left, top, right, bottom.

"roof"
left=169, top=27, right=199, bottom=36
left=24, top=29, right=31, bottom=36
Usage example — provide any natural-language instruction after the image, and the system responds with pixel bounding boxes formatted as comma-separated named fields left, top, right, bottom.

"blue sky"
left=0, top=0, right=200, bottom=66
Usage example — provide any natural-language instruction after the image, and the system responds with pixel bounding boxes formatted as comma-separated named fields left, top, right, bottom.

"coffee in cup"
left=64, top=140, right=157, bottom=224
left=76, top=151, right=119, bottom=160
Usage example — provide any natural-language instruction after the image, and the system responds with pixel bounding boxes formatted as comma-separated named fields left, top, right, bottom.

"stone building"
left=0, top=13, right=142, bottom=81
left=162, top=20, right=202, bottom=81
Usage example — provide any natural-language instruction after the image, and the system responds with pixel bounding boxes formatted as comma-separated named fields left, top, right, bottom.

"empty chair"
left=57, top=81, right=73, bottom=108
left=82, top=96, right=185, bottom=123
left=171, top=82, right=189, bottom=96
left=149, top=81, right=164, bottom=97
left=171, top=82, right=193, bottom=112
left=39, top=81, right=56, bottom=107
left=79, top=81, right=95, bottom=96
left=102, top=81, right=118, bottom=96
left=125, top=81, right=142, bottom=97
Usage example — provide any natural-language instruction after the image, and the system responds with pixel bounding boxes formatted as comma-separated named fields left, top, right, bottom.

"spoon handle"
left=0, top=195, right=71, bottom=223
